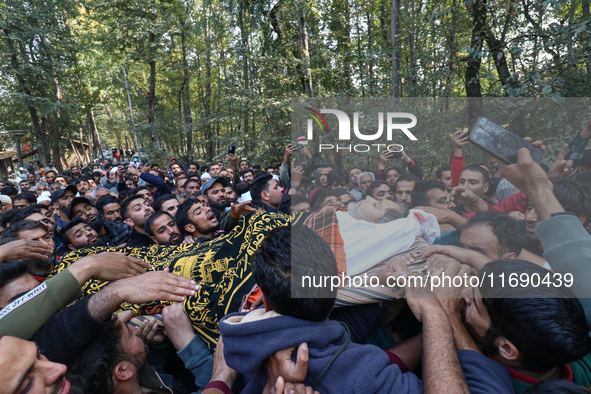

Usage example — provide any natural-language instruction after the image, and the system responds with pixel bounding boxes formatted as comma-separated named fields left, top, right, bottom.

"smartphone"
left=468, top=116, right=545, bottom=165
left=228, top=146, right=236, bottom=155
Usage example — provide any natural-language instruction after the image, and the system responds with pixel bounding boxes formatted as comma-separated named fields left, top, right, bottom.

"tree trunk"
left=180, top=16, right=193, bottom=160
left=297, top=0, right=314, bottom=97
left=238, top=5, right=250, bottom=149
left=390, top=0, right=401, bottom=97
left=583, top=0, right=591, bottom=77
left=204, top=13, right=213, bottom=162
left=407, top=0, right=416, bottom=91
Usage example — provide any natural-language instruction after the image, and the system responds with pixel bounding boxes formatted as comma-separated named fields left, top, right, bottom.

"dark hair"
left=241, top=169, right=254, bottom=177
left=477, top=260, right=589, bottom=373
left=321, top=163, right=336, bottom=171
left=410, top=181, right=446, bottom=208
left=464, top=211, right=526, bottom=257
left=461, top=164, right=490, bottom=185
left=524, top=381, right=590, bottom=394
left=386, top=166, right=403, bottom=177
left=19, top=180, right=29, bottom=185
left=277, top=193, right=291, bottom=214
left=574, top=171, right=591, bottom=189
left=234, top=181, right=250, bottom=196
left=365, top=181, right=391, bottom=200
left=58, top=218, right=87, bottom=246
left=12, top=205, right=47, bottom=224
left=551, top=178, right=591, bottom=226
left=310, top=188, right=337, bottom=211
left=289, top=194, right=310, bottom=211
left=96, top=196, right=120, bottom=216
left=184, top=178, right=201, bottom=190
left=579, top=149, right=591, bottom=169
left=253, top=226, right=337, bottom=321
left=476, top=162, right=491, bottom=172
left=175, top=198, right=200, bottom=235
left=151, top=169, right=165, bottom=180
left=13, top=192, right=37, bottom=205
left=144, top=211, right=173, bottom=237
left=250, top=174, right=273, bottom=202
left=0, top=260, right=29, bottom=290
left=45, top=170, right=57, bottom=177
left=67, top=319, right=128, bottom=394
left=74, top=178, right=87, bottom=186
left=486, top=177, right=502, bottom=199
left=2, top=220, right=47, bottom=240
left=436, top=164, right=451, bottom=180
left=265, top=166, right=275, bottom=172
left=120, top=194, right=146, bottom=220
left=395, top=174, right=420, bottom=189
left=131, top=186, right=150, bottom=196
left=239, top=159, right=249, bottom=167
left=327, top=170, right=347, bottom=187
left=1, top=186, right=17, bottom=197
left=1, top=208, right=20, bottom=228
left=153, top=194, right=178, bottom=212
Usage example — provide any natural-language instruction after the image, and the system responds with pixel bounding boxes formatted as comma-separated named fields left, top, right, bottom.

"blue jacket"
left=117, top=172, right=171, bottom=201
left=457, top=350, right=515, bottom=394
left=219, top=311, right=423, bottom=394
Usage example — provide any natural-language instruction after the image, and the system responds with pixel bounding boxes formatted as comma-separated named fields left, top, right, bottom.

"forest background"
left=1, top=0, right=591, bottom=175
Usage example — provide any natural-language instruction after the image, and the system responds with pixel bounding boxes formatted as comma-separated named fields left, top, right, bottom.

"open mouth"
left=89, top=236, right=97, bottom=243
left=207, top=212, right=217, bottom=222
left=145, top=211, right=154, bottom=219
left=88, top=215, right=97, bottom=222
left=526, top=223, right=537, bottom=233
left=170, top=234, right=180, bottom=243
left=57, top=378, right=71, bottom=394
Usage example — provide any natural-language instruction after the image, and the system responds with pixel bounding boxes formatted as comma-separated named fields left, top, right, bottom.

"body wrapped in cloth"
left=49, top=212, right=291, bottom=351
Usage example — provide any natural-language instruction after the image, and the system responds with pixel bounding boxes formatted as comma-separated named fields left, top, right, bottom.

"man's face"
left=171, top=164, right=182, bottom=176
left=55, top=177, right=67, bottom=187
left=71, top=167, right=80, bottom=176
left=25, top=213, right=56, bottom=238
left=209, top=165, right=221, bottom=177
left=239, top=161, right=249, bottom=171
left=359, top=174, right=373, bottom=192
left=461, top=286, right=491, bottom=342
left=2, top=201, right=12, bottom=211
left=339, top=193, right=355, bottom=206
left=372, top=184, right=393, bottom=201
left=459, top=223, right=501, bottom=260
left=386, top=170, right=400, bottom=187
left=426, top=188, right=455, bottom=210
left=17, top=227, right=55, bottom=253
left=319, top=168, right=332, bottom=187
left=395, top=181, right=415, bottom=204
left=119, top=321, right=149, bottom=372
left=20, top=182, right=30, bottom=192
left=348, top=197, right=402, bottom=223
left=225, top=186, right=236, bottom=200
left=160, top=199, right=180, bottom=217
left=188, top=164, right=198, bottom=174
left=349, top=168, right=361, bottom=186
left=125, top=198, right=154, bottom=227
left=95, top=188, right=110, bottom=201
left=459, top=170, right=488, bottom=198
left=330, top=180, right=347, bottom=189
left=136, top=189, right=152, bottom=203
left=186, top=202, right=219, bottom=237
left=227, top=168, right=234, bottom=178
left=265, top=179, right=283, bottom=207
left=71, top=202, right=99, bottom=223
left=149, top=215, right=182, bottom=245
left=36, top=184, right=47, bottom=194
left=292, top=201, right=311, bottom=213
left=0, top=182, right=5, bottom=190
left=243, top=172, right=254, bottom=184
left=58, top=190, right=75, bottom=209
left=13, top=199, right=31, bottom=210
left=27, top=174, right=35, bottom=182
left=438, top=170, right=453, bottom=192
left=0, top=336, right=69, bottom=394
left=108, top=171, right=117, bottom=182
left=45, top=173, right=56, bottom=184
left=76, top=181, right=89, bottom=194
left=0, top=273, right=39, bottom=308
left=185, top=181, right=201, bottom=198
left=87, top=179, right=97, bottom=190
left=65, top=223, right=100, bottom=250
left=266, top=168, right=276, bottom=175
left=49, top=183, right=61, bottom=194
left=206, top=183, right=226, bottom=206
left=102, top=202, right=122, bottom=222
left=322, top=196, right=344, bottom=210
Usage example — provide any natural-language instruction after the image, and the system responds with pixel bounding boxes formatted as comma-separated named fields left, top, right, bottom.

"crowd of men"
left=0, top=118, right=591, bottom=394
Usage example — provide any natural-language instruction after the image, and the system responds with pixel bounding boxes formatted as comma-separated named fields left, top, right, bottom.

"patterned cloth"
left=302, top=207, right=347, bottom=276
left=50, top=212, right=291, bottom=351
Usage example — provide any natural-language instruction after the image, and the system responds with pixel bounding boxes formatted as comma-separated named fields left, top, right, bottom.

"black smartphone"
left=468, top=116, right=545, bottom=165
left=228, top=146, right=236, bottom=155
left=384, top=149, right=403, bottom=159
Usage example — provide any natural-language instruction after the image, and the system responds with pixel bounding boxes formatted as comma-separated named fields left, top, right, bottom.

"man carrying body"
left=68, top=197, right=132, bottom=247
left=121, top=194, right=155, bottom=247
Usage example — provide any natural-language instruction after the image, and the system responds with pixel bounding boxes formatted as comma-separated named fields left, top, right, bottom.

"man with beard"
left=75, top=177, right=90, bottom=196
left=184, top=178, right=202, bottom=199
left=91, top=185, right=111, bottom=203
left=201, top=177, right=229, bottom=218
left=45, top=170, right=57, bottom=186
left=175, top=198, right=220, bottom=244
left=13, top=204, right=57, bottom=239
left=240, top=168, right=255, bottom=184
left=12, top=192, right=37, bottom=210
left=59, top=218, right=105, bottom=252
left=96, top=195, right=123, bottom=223
left=51, top=185, right=77, bottom=227
left=144, top=211, right=183, bottom=245
left=0, top=220, right=57, bottom=280
left=153, top=194, right=181, bottom=217
left=70, top=165, right=82, bottom=182
left=68, top=197, right=132, bottom=247
left=121, top=194, right=156, bottom=247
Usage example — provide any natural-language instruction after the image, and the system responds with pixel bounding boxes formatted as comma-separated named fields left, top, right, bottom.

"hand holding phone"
left=228, top=146, right=236, bottom=155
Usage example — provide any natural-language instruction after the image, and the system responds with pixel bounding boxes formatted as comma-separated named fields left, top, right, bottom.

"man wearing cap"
left=68, top=197, right=132, bottom=247
left=201, top=177, right=230, bottom=214
left=0, top=195, right=13, bottom=212
left=51, top=185, right=77, bottom=228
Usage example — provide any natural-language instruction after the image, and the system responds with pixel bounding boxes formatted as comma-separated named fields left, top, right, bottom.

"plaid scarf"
left=302, top=207, right=347, bottom=276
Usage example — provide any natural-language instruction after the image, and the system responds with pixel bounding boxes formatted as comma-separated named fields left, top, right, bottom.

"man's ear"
left=113, top=361, right=135, bottom=382
left=124, top=218, right=134, bottom=227
left=261, top=191, right=270, bottom=202
left=150, top=236, right=159, bottom=244
left=578, top=214, right=586, bottom=227
left=67, top=243, right=76, bottom=251
left=495, top=337, right=520, bottom=362
left=483, top=183, right=489, bottom=195
left=185, top=223, right=195, bottom=234
left=501, top=252, right=518, bottom=260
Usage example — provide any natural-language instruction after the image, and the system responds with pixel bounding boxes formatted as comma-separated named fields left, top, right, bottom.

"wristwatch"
left=291, top=184, right=300, bottom=191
